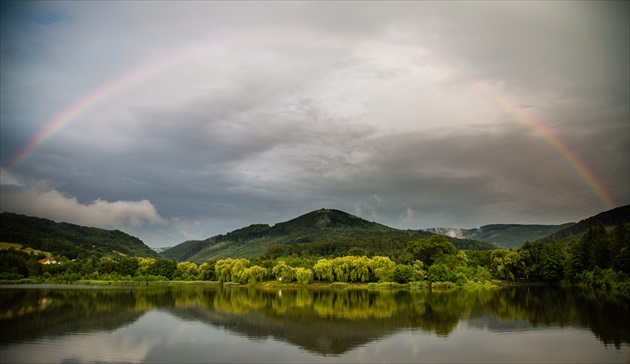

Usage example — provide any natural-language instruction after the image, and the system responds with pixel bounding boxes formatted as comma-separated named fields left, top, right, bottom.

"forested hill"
left=0, top=212, right=160, bottom=259
left=537, top=204, right=630, bottom=242
left=425, top=223, right=576, bottom=249
left=160, top=208, right=496, bottom=262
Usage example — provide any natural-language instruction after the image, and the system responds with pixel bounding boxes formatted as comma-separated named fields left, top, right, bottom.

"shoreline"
left=0, top=279, right=506, bottom=290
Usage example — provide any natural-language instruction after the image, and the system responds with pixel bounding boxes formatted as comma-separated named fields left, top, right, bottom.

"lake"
left=1, top=284, right=628, bottom=363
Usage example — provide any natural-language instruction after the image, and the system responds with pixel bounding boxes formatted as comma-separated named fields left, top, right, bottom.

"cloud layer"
left=1, top=2, right=628, bottom=246
left=1, top=173, right=164, bottom=230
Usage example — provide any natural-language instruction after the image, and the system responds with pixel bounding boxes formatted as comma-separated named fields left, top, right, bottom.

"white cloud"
left=0, top=179, right=165, bottom=229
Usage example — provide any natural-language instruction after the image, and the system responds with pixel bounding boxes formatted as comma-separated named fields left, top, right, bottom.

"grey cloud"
left=0, top=179, right=165, bottom=229
left=1, top=1, right=627, bottom=246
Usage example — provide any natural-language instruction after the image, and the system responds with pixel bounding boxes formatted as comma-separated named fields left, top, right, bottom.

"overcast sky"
left=1, top=1, right=628, bottom=247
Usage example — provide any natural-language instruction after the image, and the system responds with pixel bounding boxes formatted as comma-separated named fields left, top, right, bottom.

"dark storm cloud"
left=1, top=1, right=627, bottom=246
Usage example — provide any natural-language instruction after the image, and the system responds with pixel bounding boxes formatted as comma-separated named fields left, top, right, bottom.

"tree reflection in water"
left=1, top=285, right=628, bottom=354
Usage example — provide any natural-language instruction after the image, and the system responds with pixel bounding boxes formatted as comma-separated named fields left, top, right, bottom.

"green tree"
left=369, top=256, right=395, bottom=282
left=427, top=263, right=452, bottom=282
left=392, top=264, right=414, bottom=283
left=174, top=261, right=199, bottom=281
left=272, top=260, right=296, bottom=282
left=148, top=259, right=177, bottom=279
left=584, top=225, right=612, bottom=270
left=564, top=238, right=587, bottom=282
left=295, top=267, right=314, bottom=285
left=136, top=258, right=156, bottom=277
left=412, top=260, right=426, bottom=281
left=197, top=261, right=216, bottom=280
left=313, top=258, right=334, bottom=282
left=539, top=241, right=565, bottom=282
left=403, top=235, right=457, bottom=266
left=490, top=249, right=522, bottom=281
left=239, top=265, right=267, bottom=285
left=117, top=257, right=139, bottom=277
left=611, top=222, right=630, bottom=274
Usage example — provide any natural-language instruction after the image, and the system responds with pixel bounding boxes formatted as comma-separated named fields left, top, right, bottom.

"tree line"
left=1, top=222, right=628, bottom=291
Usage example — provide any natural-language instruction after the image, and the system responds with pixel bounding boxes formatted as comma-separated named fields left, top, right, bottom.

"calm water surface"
left=1, top=285, right=628, bottom=363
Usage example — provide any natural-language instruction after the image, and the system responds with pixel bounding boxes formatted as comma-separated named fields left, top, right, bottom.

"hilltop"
left=160, top=208, right=496, bottom=262
left=0, top=212, right=160, bottom=259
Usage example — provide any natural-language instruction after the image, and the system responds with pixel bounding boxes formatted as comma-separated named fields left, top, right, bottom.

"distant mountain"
left=425, top=223, right=576, bottom=249
left=0, top=212, right=160, bottom=259
left=161, top=208, right=496, bottom=262
left=536, top=204, right=630, bottom=243
left=152, top=247, right=173, bottom=253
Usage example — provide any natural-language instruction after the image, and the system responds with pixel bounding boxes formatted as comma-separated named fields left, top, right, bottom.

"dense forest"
left=160, top=209, right=497, bottom=262
left=2, top=222, right=628, bottom=292
left=0, top=212, right=160, bottom=259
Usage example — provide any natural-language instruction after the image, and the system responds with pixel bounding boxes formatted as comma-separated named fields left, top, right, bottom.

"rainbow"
left=2, top=51, right=190, bottom=173
left=1, top=33, right=619, bottom=210
left=467, top=77, right=618, bottom=210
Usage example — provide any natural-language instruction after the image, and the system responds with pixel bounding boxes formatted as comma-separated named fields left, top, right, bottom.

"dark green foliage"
left=0, top=212, right=160, bottom=260
left=0, top=249, right=39, bottom=278
left=148, top=259, right=177, bottom=280
left=426, top=223, right=575, bottom=249
left=392, top=264, right=414, bottom=283
left=117, top=257, right=140, bottom=276
left=427, top=263, right=452, bottom=282
left=402, top=235, right=457, bottom=266
left=538, top=205, right=630, bottom=243
left=464, top=250, right=492, bottom=269
left=539, top=241, right=565, bottom=282
left=159, top=238, right=217, bottom=261
left=162, top=209, right=497, bottom=262
left=477, top=223, right=576, bottom=248
left=445, top=237, right=496, bottom=251
left=611, top=222, right=630, bottom=273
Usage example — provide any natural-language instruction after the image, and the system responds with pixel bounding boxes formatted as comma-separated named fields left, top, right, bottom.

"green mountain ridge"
left=161, top=208, right=497, bottom=262
left=0, top=212, right=160, bottom=259
left=536, top=204, right=630, bottom=242
left=424, top=223, right=576, bottom=249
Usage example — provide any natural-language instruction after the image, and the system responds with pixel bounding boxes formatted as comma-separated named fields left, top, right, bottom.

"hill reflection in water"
left=1, top=285, right=628, bottom=362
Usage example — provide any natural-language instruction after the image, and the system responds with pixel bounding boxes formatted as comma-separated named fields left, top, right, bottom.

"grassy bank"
left=0, top=278, right=508, bottom=290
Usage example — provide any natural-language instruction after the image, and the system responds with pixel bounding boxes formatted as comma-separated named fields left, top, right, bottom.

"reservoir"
left=1, top=285, right=628, bottom=363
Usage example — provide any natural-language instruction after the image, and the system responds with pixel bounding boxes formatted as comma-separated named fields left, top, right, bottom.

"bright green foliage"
left=313, top=256, right=392, bottom=283
left=174, top=261, right=199, bottom=281
left=403, top=235, right=457, bottom=266
left=352, top=256, right=371, bottom=282
left=215, top=258, right=251, bottom=282
left=240, top=265, right=267, bottom=285
left=295, top=267, right=314, bottom=285
left=231, top=259, right=250, bottom=282
left=197, top=262, right=215, bottom=280
left=136, top=258, right=156, bottom=276
left=272, top=260, right=297, bottom=282
left=313, top=258, right=334, bottom=281
left=369, top=256, right=395, bottom=282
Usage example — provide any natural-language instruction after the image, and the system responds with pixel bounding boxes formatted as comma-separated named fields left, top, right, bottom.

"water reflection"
left=1, top=285, right=628, bottom=363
